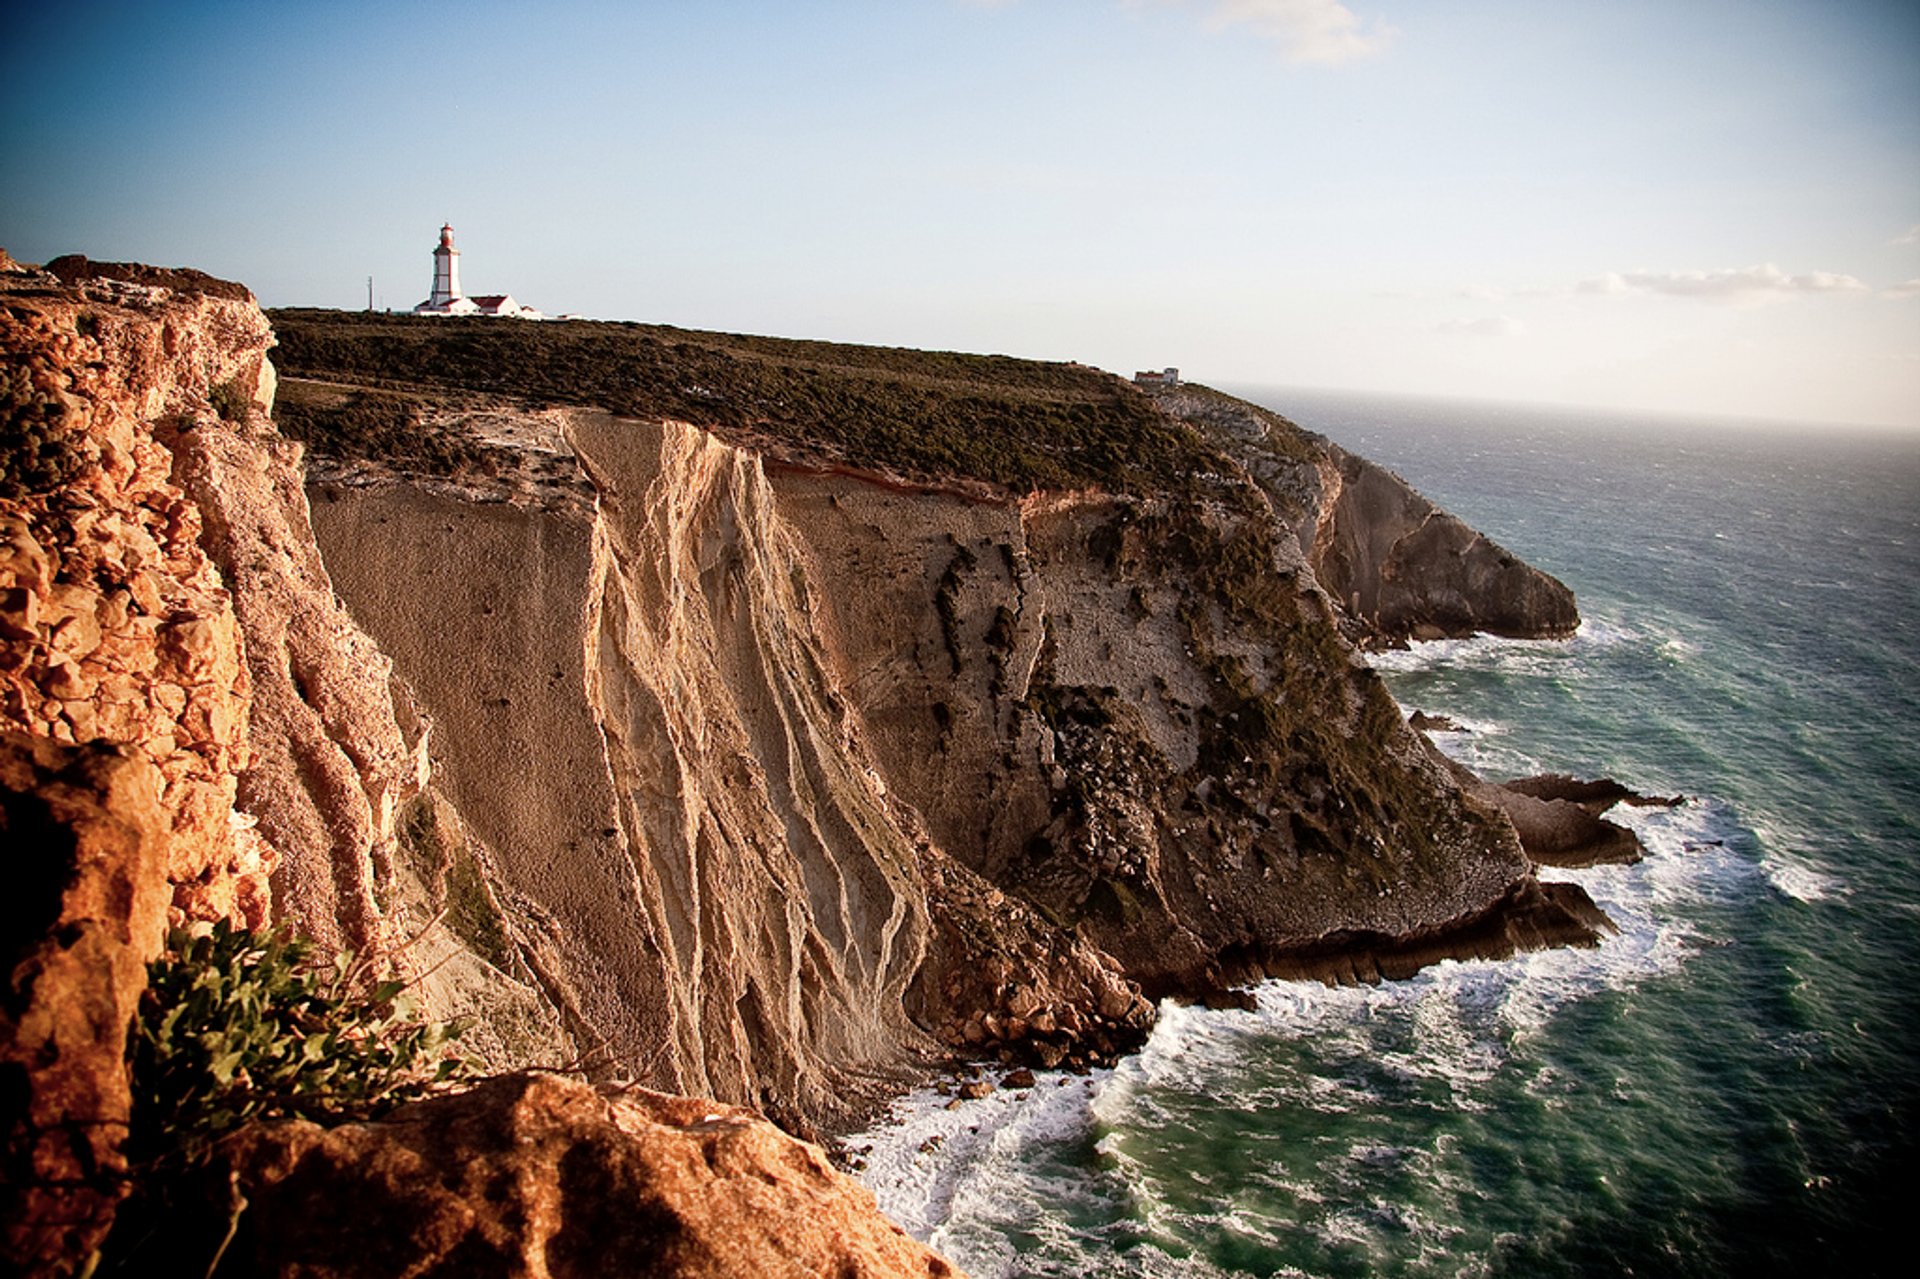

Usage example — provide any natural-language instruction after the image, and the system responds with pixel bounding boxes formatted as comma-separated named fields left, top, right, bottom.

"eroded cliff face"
left=306, top=397, right=1604, bottom=1125
left=772, top=461, right=1579, bottom=995
left=308, top=411, right=1153, bottom=1126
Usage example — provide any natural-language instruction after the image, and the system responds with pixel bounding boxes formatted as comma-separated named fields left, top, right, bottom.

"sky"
left=3, top=0, right=1918, bottom=430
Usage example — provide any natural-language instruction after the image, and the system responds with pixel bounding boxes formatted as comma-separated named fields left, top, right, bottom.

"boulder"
left=112, top=1072, right=962, bottom=1278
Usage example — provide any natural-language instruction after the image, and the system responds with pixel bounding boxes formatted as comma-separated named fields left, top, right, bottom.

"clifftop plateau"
left=6, top=254, right=1596, bottom=1275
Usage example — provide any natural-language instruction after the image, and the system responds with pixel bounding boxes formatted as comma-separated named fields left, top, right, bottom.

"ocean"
left=852, top=389, right=1920, bottom=1277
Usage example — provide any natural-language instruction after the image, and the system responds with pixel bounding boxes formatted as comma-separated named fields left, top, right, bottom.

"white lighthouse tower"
left=414, top=223, right=477, bottom=315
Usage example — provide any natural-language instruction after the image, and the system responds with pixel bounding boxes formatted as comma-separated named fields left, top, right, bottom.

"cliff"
left=268, top=310, right=1605, bottom=1084
left=5, top=255, right=1602, bottom=1274
left=2, top=256, right=942, bottom=1276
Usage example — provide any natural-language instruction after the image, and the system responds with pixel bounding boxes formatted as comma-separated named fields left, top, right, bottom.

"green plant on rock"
left=127, top=919, right=469, bottom=1165
left=208, top=375, right=251, bottom=423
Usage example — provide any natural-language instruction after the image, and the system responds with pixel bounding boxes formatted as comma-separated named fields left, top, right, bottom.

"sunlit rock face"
left=305, top=380, right=1601, bottom=1127
left=118, top=1073, right=966, bottom=1279
left=2, top=256, right=274, bottom=928
left=0, top=735, right=169, bottom=1278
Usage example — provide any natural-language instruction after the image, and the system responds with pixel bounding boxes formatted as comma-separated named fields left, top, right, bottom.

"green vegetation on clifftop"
left=268, top=309, right=1228, bottom=492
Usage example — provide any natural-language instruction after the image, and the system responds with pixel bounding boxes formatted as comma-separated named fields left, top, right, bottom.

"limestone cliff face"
left=308, top=412, right=1152, bottom=1126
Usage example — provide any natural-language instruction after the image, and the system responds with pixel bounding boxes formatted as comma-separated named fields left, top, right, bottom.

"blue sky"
left=4, top=0, right=1917, bottom=428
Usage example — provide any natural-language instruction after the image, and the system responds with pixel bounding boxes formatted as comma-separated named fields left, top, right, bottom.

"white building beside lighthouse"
left=412, top=224, right=541, bottom=318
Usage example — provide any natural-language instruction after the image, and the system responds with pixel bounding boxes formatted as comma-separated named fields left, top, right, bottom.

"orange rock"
left=115, top=1073, right=965, bottom=1279
left=0, top=734, right=171, bottom=1278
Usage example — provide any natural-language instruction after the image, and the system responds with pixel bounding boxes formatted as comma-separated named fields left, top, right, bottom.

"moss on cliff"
left=267, top=309, right=1229, bottom=493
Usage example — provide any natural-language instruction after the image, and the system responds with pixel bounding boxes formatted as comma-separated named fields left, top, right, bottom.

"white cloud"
left=1132, top=0, right=1395, bottom=63
left=1206, top=0, right=1395, bottom=62
left=1884, top=279, right=1920, bottom=298
left=1575, top=264, right=1869, bottom=302
left=1894, top=224, right=1920, bottom=246
left=1437, top=315, right=1523, bottom=338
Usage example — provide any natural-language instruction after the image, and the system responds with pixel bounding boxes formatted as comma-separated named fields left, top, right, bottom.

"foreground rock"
left=1502, top=773, right=1684, bottom=812
left=0, top=735, right=170, bottom=1279
left=110, top=1072, right=961, bottom=1279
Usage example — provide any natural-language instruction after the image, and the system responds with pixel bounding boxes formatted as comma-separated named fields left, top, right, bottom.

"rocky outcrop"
left=1468, top=772, right=1682, bottom=869
left=110, top=1072, right=961, bottom=1279
left=1, top=735, right=171, bottom=1278
left=1, top=259, right=273, bottom=927
left=2, top=253, right=571, bottom=1064
left=909, top=847, right=1153, bottom=1070
left=1147, top=384, right=1579, bottom=644
left=1309, top=440, right=1580, bottom=642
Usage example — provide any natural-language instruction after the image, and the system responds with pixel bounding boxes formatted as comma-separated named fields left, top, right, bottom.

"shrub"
left=1, top=358, right=82, bottom=502
left=126, top=920, right=469, bottom=1166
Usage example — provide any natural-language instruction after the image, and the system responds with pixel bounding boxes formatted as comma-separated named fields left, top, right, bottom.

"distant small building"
left=469, top=294, right=530, bottom=317
left=413, top=224, right=542, bottom=318
left=1134, top=367, right=1180, bottom=387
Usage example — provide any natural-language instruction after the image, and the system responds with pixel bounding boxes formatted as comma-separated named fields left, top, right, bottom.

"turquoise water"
left=856, top=391, right=1920, bottom=1277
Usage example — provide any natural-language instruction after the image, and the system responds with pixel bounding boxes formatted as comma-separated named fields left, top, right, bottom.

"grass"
left=267, top=309, right=1232, bottom=492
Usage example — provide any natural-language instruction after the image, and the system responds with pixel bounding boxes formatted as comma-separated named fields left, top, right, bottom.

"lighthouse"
left=414, top=223, right=478, bottom=315
left=411, top=223, right=539, bottom=317
left=429, top=223, right=461, bottom=307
